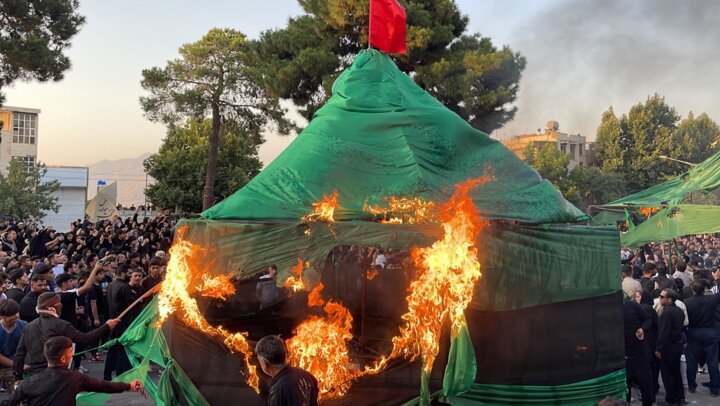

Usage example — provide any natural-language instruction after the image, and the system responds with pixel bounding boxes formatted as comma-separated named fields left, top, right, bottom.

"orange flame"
left=366, top=268, right=379, bottom=280
left=287, top=300, right=360, bottom=400
left=196, top=274, right=236, bottom=300
left=308, top=282, right=326, bottom=307
left=363, top=196, right=436, bottom=224
left=157, top=234, right=259, bottom=390
left=284, top=258, right=307, bottom=292
left=640, top=206, right=658, bottom=218
left=367, top=175, right=491, bottom=375
left=303, top=190, right=339, bottom=223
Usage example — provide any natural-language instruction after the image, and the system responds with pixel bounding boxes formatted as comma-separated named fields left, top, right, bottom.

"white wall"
left=42, top=167, right=88, bottom=231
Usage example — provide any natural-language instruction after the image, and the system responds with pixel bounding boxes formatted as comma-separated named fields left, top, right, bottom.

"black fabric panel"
left=467, top=291, right=625, bottom=386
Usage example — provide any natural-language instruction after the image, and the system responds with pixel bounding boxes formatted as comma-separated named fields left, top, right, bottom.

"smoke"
left=500, top=0, right=720, bottom=139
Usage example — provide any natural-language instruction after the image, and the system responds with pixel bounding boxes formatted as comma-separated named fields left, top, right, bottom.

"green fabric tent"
left=203, top=50, right=586, bottom=225
left=84, top=50, right=624, bottom=405
left=607, top=150, right=720, bottom=207
left=621, top=205, right=720, bottom=247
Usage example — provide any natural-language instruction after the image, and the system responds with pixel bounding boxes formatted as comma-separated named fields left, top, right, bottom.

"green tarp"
left=621, top=204, right=720, bottom=247
left=607, top=150, right=720, bottom=206
left=203, top=50, right=586, bottom=225
left=83, top=49, right=623, bottom=405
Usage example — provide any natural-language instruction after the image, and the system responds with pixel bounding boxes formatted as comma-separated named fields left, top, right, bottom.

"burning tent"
left=78, top=50, right=625, bottom=406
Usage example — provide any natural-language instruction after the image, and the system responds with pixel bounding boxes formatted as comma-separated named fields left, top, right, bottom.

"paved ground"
left=631, top=370, right=718, bottom=406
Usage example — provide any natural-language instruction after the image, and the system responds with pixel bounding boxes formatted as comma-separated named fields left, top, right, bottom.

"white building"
left=0, top=106, right=40, bottom=173
left=41, top=167, right=89, bottom=231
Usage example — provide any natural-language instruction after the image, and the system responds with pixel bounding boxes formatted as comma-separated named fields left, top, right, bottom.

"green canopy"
left=621, top=204, right=720, bottom=247
left=203, top=50, right=585, bottom=224
left=607, top=150, right=720, bottom=206
left=88, top=49, right=623, bottom=406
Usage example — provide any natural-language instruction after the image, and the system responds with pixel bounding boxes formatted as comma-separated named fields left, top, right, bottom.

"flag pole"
left=368, top=0, right=373, bottom=49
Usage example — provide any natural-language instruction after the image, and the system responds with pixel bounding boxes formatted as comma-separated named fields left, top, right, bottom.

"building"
left=502, top=121, right=594, bottom=170
left=0, top=106, right=40, bottom=173
left=41, top=166, right=89, bottom=232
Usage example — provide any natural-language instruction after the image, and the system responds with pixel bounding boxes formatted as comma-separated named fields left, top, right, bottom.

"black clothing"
left=140, top=274, right=162, bottom=293
left=5, top=366, right=129, bottom=406
left=684, top=292, right=720, bottom=328
left=59, top=290, right=79, bottom=326
left=5, top=288, right=24, bottom=304
left=106, top=279, right=136, bottom=333
left=656, top=304, right=685, bottom=353
left=12, top=314, right=111, bottom=380
left=19, top=292, right=40, bottom=322
left=659, top=344, right=684, bottom=404
left=623, top=299, right=652, bottom=359
left=268, top=366, right=319, bottom=406
left=641, top=277, right=654, bottom=293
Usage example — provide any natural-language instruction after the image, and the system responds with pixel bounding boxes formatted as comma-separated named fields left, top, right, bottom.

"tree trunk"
left=202, top=103, right=221, bottom=211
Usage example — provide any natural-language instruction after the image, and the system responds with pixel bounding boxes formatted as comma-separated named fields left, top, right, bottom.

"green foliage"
left=522, top=143, right=536, bottom=165
left=140, top=28, right=294, bottom=210
left=256, top=0, right=525, bottom=132
left=595, top=94, right=720, bottom=195
left=0, top=0, right=85, bottom=105
left=0, top=158, right=59, bottom=221
left=143, top=119, right=262, bottom=213
left=567, top=165, right=627, bottom=209
left=529, top=143, right=569, bottom=184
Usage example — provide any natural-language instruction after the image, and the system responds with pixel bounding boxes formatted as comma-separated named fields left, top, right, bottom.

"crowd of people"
left=621, top=234, right=720, bottom=405
left=0, top=210, right=175, bottom=403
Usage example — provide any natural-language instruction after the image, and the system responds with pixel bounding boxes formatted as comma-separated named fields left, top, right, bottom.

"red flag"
left=369, top=0, right=407, bottom=54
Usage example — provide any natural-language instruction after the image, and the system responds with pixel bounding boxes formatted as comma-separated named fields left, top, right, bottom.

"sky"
left=4, top=0, right=718, bottom=169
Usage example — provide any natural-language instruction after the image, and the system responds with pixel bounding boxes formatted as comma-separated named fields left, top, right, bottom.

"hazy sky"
left=4, top=0, right=718, bottom=168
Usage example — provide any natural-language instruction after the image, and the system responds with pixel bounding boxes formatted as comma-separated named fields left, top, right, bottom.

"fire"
left=640, top=206, right=658, bottom=217
left=367, top=175, right=490, bottom=375
left=303, top=190, right=339, bottom=222
left=157, top=232, right=259, bottom=390
left=284, top=258, right=308, bottom=292
left=196, top=274, right=236, bottom=300
left=366, top=268, right=379, bottom=280
left=287, top=293, right=360, bottom=400
left=363, top=196, right=436, bottom=224
left=308, top=282, right=326, bottom=307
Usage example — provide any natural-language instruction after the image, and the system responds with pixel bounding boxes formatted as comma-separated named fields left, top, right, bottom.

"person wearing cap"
left=12, top=292, right=120, bottom=380
left=6, top=336, right=143, bottom=405
left=18, top=275, right=48, bottom=322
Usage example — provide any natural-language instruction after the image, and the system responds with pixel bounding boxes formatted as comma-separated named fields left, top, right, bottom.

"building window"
left=560, top=143, right=567, bottom=154
left=570, top=144, right=576, bottom=159
left=12, top=113, right=37, bottom=144
left=12, top=156, right=36, bottom=172
left=579, top=143, right=584, bottom=156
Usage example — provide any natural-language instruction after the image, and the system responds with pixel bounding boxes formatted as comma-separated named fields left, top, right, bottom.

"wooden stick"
left=117, top=283, right=162, bottom=320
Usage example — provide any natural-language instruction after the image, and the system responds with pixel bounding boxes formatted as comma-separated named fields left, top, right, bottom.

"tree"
left=140, top=28, right=293, bottom=211
left=144, top=119, right=262, bottom=213
left=530, top=143, right=569, bottom=185
left=674, top=111, right=720, bottom=164
left=567, top=165, right=627, bottom=209
left=595, top=94, right=684, bottom=193
left=256, top=0, right=525, bottom=133
left=0, top=158, right=59, bottom=221
left=0, top=0, right=85, bottom=106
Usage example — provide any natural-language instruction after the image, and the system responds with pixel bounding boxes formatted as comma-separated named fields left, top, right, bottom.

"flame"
left=366, top=268, right=379, bottom=280
left=308, top=282, right=326, bottom=307
left=287, top=300, right=360, bottom=400
left=196, top=274, right=236, bottom=300
left=303, top=190, right=339, bottom=223
left=363, top=196, right=436, bottom=224
left=284, top=258, right=307, bottom=292
left=639, top=206, right=658, bottom=218
left=157, top=233, right=259, bottom=390
left=367, top=175, right=491, bottom=375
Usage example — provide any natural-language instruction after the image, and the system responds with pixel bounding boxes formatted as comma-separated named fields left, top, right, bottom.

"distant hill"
left=87, top=154, right=153, bottom=206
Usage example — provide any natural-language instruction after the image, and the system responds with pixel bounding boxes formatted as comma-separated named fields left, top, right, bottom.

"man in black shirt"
left=684, top=280, right=720, bottom=396
left=255, top=335, right=319, bottom=406
left=656, top=288, right=686, bottom=405
left=623, top=292, right=653, bottom=406
left=18, top=275, right=48, bottom=322
left=7, top=336, right=143, bottom=405
left=103, top=264, right=136, bottom=381
left=5, top=270, right=27, bottom=304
